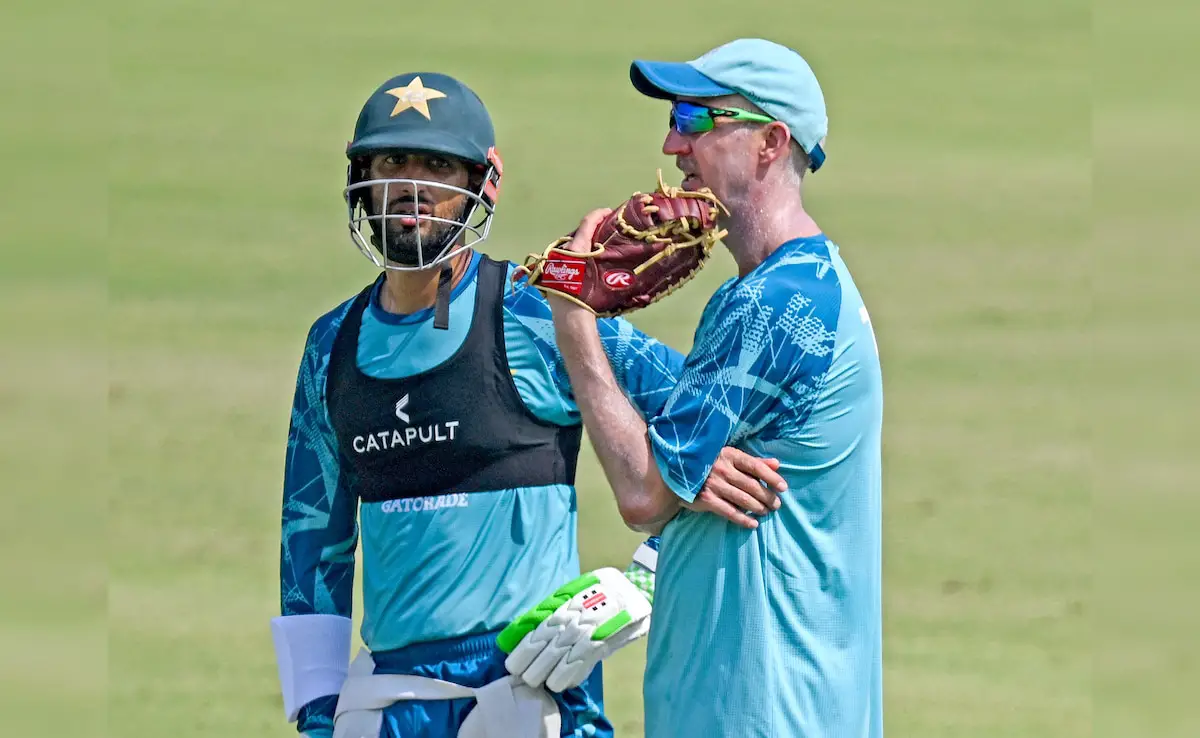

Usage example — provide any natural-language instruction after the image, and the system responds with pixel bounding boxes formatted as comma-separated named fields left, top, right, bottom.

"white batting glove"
left=496, top=567, right=652, bottom=693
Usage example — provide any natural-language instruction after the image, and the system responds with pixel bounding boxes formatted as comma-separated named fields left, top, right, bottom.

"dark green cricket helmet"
left=344, top=72, right=503, bottom=271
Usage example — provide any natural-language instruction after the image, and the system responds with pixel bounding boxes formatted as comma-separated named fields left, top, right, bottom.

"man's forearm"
left=552, top=307, right=680, bottom=532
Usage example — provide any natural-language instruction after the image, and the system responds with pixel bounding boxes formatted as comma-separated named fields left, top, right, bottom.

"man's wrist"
left=548, top=294, right=599, bottom=322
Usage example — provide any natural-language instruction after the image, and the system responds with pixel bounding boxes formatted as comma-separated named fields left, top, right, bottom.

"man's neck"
left=725, top=192, right=821, bottom=277
left=378, top=249, right=474, bottom=316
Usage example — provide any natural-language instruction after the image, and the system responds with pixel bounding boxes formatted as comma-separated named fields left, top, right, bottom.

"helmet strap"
left=433, top=261, right=453, bottom=330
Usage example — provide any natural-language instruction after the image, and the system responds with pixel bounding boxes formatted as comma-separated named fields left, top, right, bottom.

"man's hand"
left=687, top=448, right=788, bottom=529
left=561, top=209, right=614, bottom=252
left=497, top=567, right=651, bottom=693
left=537, top=208, right=615, bottom=315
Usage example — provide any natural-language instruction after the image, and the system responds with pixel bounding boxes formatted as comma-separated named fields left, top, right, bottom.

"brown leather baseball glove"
left=514, top=171, right=728, bottom=317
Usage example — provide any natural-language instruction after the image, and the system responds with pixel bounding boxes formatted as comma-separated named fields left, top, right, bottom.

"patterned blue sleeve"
left=504, top=276, right=685, bottom=423
left=648, top=248, right=843, bottom=502
left=279, top=302, right=359, bottom=735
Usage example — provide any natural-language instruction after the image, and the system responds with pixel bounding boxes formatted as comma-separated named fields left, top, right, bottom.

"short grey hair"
left=787, top=141, right=810, bottom=186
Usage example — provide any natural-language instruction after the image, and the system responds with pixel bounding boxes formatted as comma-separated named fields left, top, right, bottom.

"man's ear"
left=759, top=121, right=793, bottom=166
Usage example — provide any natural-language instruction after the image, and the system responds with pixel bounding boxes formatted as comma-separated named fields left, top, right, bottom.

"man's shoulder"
left=301, top=288, right=366, bottom=359
left=709, top=237, right=843, bottom=322
left=760, top=236, right=841, bottom=291
left=687, top=238, right=847, bottom=368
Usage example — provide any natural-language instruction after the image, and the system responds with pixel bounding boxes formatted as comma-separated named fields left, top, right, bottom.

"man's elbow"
left=616, top=493, right=677, bottom=534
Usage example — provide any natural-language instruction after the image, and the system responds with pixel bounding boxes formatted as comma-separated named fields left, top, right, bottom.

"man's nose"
left=386, top=177, right=418, bottom=200
left=662, top=128, right=691, bottom=156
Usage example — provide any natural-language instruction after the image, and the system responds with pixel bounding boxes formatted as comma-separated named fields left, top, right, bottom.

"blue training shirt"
left=279, top=250, right=684, bottom=700
left=644, top=236, right=884, bottom=738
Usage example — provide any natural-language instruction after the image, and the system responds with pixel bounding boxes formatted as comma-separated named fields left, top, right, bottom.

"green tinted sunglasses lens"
left=670, top=102, right=774, bottom=134
left=670, top=102, right=717, bottom=134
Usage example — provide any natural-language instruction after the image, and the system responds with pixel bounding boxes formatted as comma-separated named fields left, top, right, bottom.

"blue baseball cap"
left=630, top=38, right=828, bottom=171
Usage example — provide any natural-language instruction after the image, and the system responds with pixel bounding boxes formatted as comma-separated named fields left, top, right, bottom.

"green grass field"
left=11, top=0, right=1196, bottom=735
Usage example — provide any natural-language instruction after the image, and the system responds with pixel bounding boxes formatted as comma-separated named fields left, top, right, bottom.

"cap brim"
left=346, top=128, right=487, bottom=166
left=629, top=60, right=734, bottom=100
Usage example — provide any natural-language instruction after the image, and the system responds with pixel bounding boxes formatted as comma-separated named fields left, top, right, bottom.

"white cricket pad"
left=271, top=614, right=353, bottom=722
left=632, top=540, right=658, bottom=572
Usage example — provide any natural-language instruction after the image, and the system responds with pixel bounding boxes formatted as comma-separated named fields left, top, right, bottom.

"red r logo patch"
left=603, top=270, right=634, bottom=290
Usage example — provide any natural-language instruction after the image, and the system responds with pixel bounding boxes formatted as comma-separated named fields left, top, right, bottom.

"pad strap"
left=333, top=649, right=560, bottom=738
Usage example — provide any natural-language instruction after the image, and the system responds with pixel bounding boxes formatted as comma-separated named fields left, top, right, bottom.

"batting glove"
left=496, top=566, right=652, bottom=693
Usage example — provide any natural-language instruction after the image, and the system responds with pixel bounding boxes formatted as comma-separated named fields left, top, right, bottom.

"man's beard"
left=371, top=202, right=468, bottom=267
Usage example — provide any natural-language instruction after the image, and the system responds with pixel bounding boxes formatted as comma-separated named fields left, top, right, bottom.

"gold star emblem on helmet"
left=385, top=76, right=447, bottom=120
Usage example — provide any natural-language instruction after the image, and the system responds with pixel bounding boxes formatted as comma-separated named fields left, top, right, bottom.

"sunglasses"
left=669, top=101, right=775, bottom=135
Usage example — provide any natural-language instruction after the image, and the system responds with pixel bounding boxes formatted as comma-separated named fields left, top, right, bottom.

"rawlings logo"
left=603, top=270, right=634, bottom=289
left=538, top=256, right=585, bottom=295
left=543, top=263, right=583, bottom=282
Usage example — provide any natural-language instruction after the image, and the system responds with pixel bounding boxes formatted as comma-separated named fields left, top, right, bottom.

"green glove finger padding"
left=496, top=572, right=600, bottom=653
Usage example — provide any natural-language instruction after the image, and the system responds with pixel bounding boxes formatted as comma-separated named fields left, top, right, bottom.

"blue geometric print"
left=648, top=238, right=843, bottom=501
left=280, top=297, right=358, bottom=621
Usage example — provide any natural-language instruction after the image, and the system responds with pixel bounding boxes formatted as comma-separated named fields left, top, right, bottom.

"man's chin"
left=376, top=232, right=455, bottom=266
